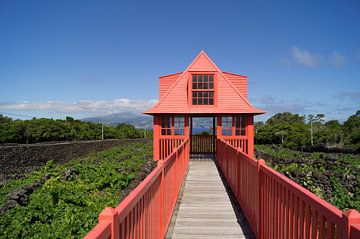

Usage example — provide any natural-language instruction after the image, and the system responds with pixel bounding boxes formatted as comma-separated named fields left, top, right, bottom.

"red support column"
left=185, top=115, right=190, bottom=158
left=246, top=115, right=254, bottom=158
left=217, top=115, right=222, bottom=139
left=153, top=115, right=161, bottom=161
left=185, top=115, right=190, bottom=139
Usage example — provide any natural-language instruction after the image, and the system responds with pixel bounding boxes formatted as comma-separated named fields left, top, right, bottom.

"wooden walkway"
left=168, top=156, right=255, bottom=239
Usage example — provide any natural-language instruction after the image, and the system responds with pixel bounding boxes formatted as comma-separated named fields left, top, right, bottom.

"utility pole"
left=310, top=119, right=313, bottom=146
left=101, top=123, right=104, bottom=140
left=308, top=114, right=314, bottom=146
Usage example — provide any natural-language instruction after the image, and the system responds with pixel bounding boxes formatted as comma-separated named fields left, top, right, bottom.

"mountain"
left=82, top=113, right=215, bottom=130
left=82, top=112, right=152, bottom=128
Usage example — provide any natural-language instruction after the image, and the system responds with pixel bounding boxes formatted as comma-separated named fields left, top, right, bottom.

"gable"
left=145, top=51, right=264, bottom=115
left=187, top=52, right=219, bottom=72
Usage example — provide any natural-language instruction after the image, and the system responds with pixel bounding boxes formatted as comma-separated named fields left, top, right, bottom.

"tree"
left=266, top=112, right=305, bottom=125
left=0, top=114, right=12, bottom=124
left=343, top=110, right=360, bottom=148
left=0, top=116, right=145, bottom=144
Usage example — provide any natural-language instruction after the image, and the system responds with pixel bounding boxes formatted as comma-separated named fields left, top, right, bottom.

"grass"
left=0, top=141, right=153, bottom=238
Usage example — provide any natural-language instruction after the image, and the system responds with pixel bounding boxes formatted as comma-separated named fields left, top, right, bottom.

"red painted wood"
left=84, top=140, right=189, bottom=239
left=351, top=224, right=360, bottom=239
left=190, top=135, right=215, bottom=153
left=216, top=138, right=360, bottom=239
left=86, top=50, right=360, bottom=239
left=153, top=116, right=161, bottom=161
left=222, top=72, right=248, bottom=99
left=144, top=51, right=264, bottom=115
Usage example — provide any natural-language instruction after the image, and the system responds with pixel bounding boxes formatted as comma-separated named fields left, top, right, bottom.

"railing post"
left=236, top=150, right=241, bottom=201
left=158, top=160, right=164, bottom=237
left=175, top=150, right=178, bottom=195
left=98, top=207, right=119, bottom=239
left=153, top=116, right=161, bottom=161
left=226, top=143, right=229, bottom=177
left=257, top=159, right=266, bottom=239
left=342, top=209, right=360, bottom=238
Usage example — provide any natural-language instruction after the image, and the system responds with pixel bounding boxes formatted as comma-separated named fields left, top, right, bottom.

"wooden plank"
left=170, top=159, right=254, bottom=238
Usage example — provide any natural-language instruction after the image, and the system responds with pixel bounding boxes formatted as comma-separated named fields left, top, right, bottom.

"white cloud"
left=0, top=99, right=157, bottom=115
left=289, top=47, right=348, bottom=68
left=291, top=46, right=321, bottom=67
left=328, top=51, right=346, bottom=67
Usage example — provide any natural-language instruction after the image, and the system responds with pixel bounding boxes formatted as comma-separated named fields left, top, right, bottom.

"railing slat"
left=216, top=138, right=360, bottom=239
left=85, top=139, right=189, bottom=239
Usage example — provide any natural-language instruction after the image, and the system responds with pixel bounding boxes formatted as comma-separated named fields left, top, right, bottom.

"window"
left=222, top=116, right=232, bottom=136
left=235, top=115, right=246, bottom=136
left=161, top=115, right=172, bottom=135
left=174, top=116, right=185, bottom=135
left=192, top=74, right=214, bottom=105
left=161, top=115, right=185, bottom=136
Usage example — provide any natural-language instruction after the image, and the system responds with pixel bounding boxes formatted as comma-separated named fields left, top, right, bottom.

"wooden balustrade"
left=223, top=138, right=248, bottom=154
left=159, top=138, right=184, bottom=160
left=216, top=138, right=360, bottom=239
left=85, top=138, right=360, bottom=239
left=84, top=139, right=190, bottom=239
left=190, top=135, right=215, bottom=153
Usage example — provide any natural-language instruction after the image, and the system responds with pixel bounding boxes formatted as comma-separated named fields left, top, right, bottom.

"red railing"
left=159, top=138, right=184, bottom=160
left=84, top=139, right=189, bottom=239
left=223, top=138, right=248, bottom=154
left=217, top=139, right=360, bottom=239
left=190, top=135, right=215, bottom=153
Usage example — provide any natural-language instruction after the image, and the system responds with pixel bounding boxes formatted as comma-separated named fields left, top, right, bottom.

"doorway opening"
left=190, top=116, right=216, bottom=155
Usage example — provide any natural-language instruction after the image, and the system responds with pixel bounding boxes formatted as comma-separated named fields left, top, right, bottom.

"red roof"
left=145, top=51, right=264, bottom=115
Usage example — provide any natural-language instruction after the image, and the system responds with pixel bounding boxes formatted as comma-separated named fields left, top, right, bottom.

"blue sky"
left=0, top=0, right=359, bottom=122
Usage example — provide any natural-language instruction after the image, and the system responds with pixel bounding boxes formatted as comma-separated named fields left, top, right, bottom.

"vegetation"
left=255, top=110, right=360, bottom=149
left=0, top=141, right=153, bottom=238
left=255, top=145, right=360, bottom=211
left=0, top=115, right=151, bottom=144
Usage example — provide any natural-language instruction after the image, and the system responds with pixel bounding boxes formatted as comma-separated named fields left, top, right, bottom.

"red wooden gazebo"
left=145, top=51, right=264, bottom=160
left=86, top=51, right=360, bottom=239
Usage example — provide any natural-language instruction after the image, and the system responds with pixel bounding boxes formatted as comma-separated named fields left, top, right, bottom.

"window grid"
left=192, top=74, right=214, bottom=105
left=222, top=116, right=233, bottom=136
left=174, top=116, right=185, bottom=135
left=161, top=115, right=172, bottom=135
left=161, top=115, right=185, bottom=136
left=235, top=115, right=246, bottom=136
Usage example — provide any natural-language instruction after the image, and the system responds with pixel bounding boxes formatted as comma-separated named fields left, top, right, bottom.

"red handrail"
left=216, top=138, right=360, bottom=239
left=84, top=221, right=111, bottom=239
left=84, top=139, right=190, bottom=239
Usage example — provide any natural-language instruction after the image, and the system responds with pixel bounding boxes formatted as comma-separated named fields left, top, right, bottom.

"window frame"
left=220, top=115, right=248, bottom=138
left=221, top=115, right=233, bottom=136
left=174, top=115, right=185, bottom=136
left=189, top=72, right=216, bottom=107
left=160, top=115, right=186, bottom=137
left=161, top=115, right=172, bottom=136
left=234, top=115, right=246, bottom=136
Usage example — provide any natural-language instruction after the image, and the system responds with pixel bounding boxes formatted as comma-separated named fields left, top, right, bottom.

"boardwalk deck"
left=169, top=156, right=255, bottom=239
